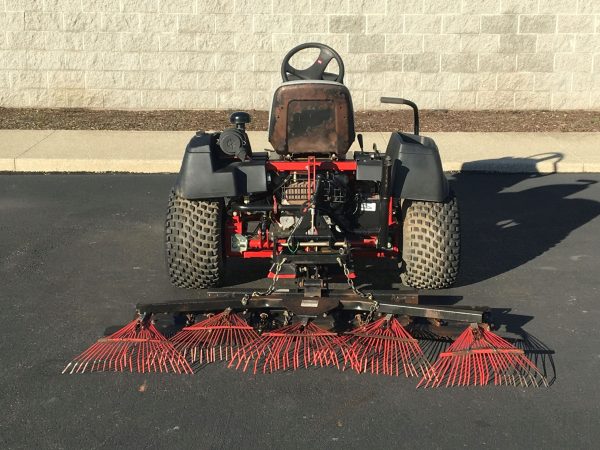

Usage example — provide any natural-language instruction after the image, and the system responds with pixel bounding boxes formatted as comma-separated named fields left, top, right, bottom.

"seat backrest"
left=268, top=81, right=355, bottom=156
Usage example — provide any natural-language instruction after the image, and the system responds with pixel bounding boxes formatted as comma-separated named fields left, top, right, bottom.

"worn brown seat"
left=268, top=80, right=355, bottom=156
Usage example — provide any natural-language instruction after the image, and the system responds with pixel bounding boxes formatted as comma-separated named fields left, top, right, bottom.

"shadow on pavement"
left=488, top=308, right=557, bottom=384
left=408, top=307, right=557, bottom=384
left=453, top=154, right=600, bottom=287
left=460, top=151, right=564, bottom=173
left=414, top=328, right=556, bottom=386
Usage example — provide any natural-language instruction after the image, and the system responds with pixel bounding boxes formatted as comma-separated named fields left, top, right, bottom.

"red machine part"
left=306, top=155, right=316, bottom=201
left=226, top=159, right=399, bottom=260
left=266, top=160, right=358, bottom=172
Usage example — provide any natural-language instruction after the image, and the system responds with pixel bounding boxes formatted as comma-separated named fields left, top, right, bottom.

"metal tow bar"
left=136, top=294, right=489, bottom=324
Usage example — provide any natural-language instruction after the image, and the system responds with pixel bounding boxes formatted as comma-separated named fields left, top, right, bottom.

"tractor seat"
left=268, top=80, right=355, bottom=157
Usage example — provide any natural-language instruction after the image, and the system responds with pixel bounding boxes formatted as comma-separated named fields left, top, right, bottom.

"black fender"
left=174, top=132, right=268, bottom=200
left=385, top=132, right=449, bottom=202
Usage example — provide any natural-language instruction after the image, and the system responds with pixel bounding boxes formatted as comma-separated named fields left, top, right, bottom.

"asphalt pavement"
left=1, top=173, right=600, bottom=449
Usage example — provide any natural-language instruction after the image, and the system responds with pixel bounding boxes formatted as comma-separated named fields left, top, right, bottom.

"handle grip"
left=380, top=97, right=419, bottom=135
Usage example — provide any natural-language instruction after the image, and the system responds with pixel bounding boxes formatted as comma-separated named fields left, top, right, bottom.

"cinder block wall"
left=1, top=0, right=599, bottom=110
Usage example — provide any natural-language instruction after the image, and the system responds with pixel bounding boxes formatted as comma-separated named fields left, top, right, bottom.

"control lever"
left=380, top=97, right=420, bottom=135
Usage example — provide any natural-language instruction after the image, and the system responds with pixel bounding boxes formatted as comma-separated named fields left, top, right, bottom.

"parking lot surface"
left=1, top=173, right=599, bottom=449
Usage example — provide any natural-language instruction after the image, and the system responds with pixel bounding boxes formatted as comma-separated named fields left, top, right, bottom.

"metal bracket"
left=136, top=290, right=489, bottom=325
left=301, top=278, right=323, bottom=298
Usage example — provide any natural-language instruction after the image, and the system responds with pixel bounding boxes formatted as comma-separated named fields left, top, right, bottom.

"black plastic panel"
left=355, top=157, right=383, bottom=181
left=385, top=132, right=449, bottom=202
left=175, top=132, right=267, bottom=199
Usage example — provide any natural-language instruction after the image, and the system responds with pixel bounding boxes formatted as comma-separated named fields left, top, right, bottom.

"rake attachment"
left=63, top=317, right=192, bottom=374
left=229, top=321, right=356, bottom=374
left=418, top=324, right=548, bottom=388
left=344, top=315, right=433, bottom=378
left=170, top=309, right=259, bottom=365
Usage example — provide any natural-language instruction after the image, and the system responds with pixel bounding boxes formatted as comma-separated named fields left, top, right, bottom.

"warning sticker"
left=360, top=202, right=377, bottom=212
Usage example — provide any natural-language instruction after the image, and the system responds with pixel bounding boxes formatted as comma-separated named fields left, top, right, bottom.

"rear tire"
left=400, top=192, right=460, bottom=289
left=165, top=191, right=225, bottom=289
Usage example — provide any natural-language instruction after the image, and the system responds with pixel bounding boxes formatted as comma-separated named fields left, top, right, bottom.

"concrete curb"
left=1, top=130, right=598, bottom=173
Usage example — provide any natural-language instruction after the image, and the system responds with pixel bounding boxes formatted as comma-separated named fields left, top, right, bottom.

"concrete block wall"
left=1, top=0, right=599, bottom=110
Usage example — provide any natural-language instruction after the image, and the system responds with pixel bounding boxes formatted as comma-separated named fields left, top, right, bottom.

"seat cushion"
left=268, top=81, right=355, bottom=156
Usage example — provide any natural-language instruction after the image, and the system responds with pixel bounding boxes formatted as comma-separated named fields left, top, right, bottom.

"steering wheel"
left=281, top=43, right=345, bottom=83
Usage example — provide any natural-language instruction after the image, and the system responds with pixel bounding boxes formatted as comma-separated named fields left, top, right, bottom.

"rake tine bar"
left=418, top=324, right=548, bottom=388
left=170, top=310, right=259, bottom=365
left=63, top=318, right=192, bottom=374
left=229, top=322, right=356, bottom=374
left=344, top=317, right=433, bottom=378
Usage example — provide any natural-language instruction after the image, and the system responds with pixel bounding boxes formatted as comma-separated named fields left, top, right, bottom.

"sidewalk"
left=0, top=130, right=598, bottom=173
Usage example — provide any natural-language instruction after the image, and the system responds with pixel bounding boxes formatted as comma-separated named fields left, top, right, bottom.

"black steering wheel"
left=281, top=43, right=345, bottom=83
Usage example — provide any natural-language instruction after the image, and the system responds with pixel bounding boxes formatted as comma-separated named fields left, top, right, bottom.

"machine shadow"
left=489, top=308, right=557, bottom=384
left=409, top=308, right=557, bottom=384
left=451, top=157, right=600, bottom=287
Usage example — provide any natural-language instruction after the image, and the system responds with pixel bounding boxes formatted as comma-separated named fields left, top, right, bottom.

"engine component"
left=231, top=234, right=248, bottom=252
left=218, top=111, right=252, bottom=160
left=219, top=128, right=250, bottom=160
left=278, top=216, right=297, bottom=230
left=281, top=178, right=308, bottom=205
left=279, top=171, right=348, bottom=206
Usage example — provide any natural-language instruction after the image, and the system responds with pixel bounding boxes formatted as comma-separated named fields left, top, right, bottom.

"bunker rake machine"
left=65, top=43, right=547, bottom=388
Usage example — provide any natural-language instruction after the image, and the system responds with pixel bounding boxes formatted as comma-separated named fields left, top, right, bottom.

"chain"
left=365, top=301, right=380, bottom=324
left=336, top=257, right=374, bottom=300
left=242, top=257, right=287, bottom=304
left=337, top=257, right=379, bottom=325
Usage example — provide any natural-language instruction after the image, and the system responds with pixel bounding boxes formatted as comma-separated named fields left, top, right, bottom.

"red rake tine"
left=170, top=310, right=259, bottom=367
left=345, top=316, right=432, bottom=378
left=229, top=322, right=351, bottom=374
left=417, top=324, right=548, bottom=388
left=63, top=317, right=192, bottom=374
